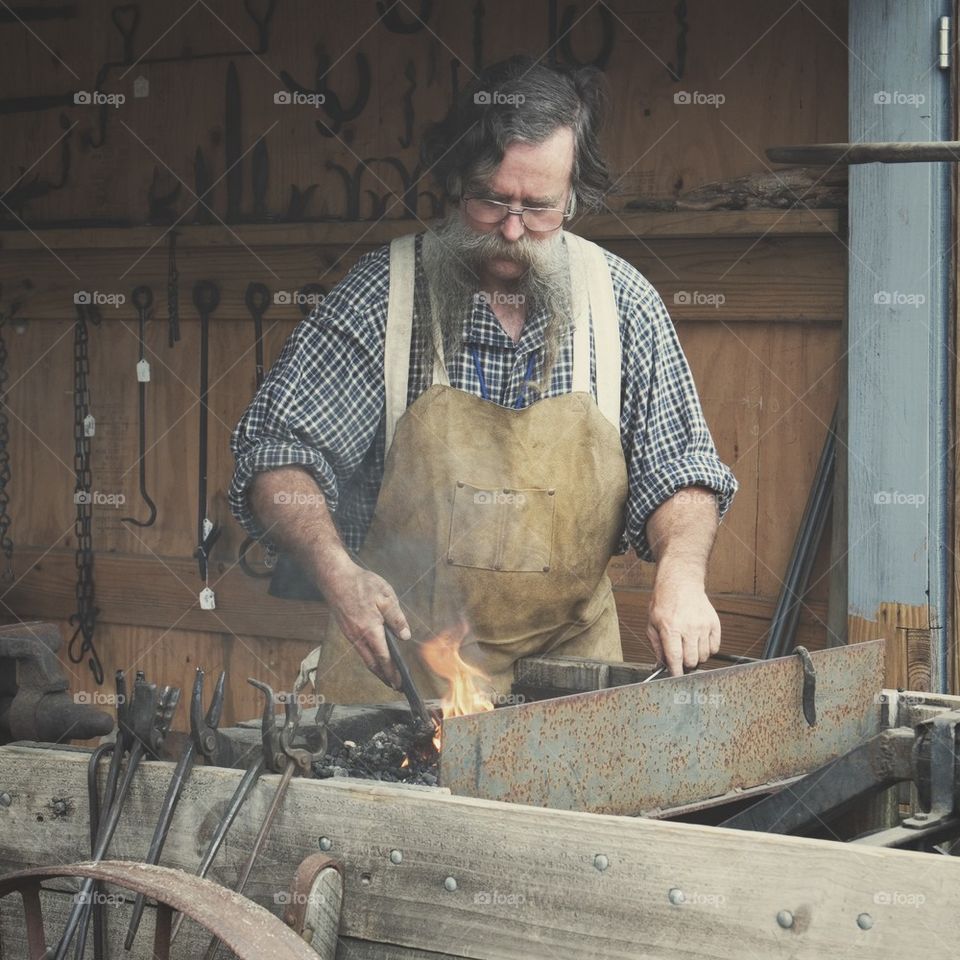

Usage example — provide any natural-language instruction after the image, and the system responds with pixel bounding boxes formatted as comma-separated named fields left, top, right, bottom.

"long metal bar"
left=768, top=140, right=960, bottom=165
left=764, top=405, right=836, bottom=659
left=440, top=641, right=885, bottom=815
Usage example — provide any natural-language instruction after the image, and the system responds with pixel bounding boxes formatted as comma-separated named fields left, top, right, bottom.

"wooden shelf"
left=0, top=208, right=842, bottom=253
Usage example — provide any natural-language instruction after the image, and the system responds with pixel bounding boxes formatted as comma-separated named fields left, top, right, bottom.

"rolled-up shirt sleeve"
left=620, top=286, right=738, bottom=562
left=228, top=267, right=387, bottom=547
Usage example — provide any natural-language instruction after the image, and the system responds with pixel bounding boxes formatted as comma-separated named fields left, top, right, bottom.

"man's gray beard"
left=417, top=213, right=573, bottom=394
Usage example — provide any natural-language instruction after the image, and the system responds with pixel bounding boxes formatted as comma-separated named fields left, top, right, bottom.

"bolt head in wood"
left=857, top=913, right=874, bottom=930
left=389, top=850, right=403, bottom=864
left=443, top=876, right=458, bottom=892
left=593, top=854, right=608, bottom=872
left=776, top=910, right=794, bottom=929
left=0, top=793, right=10, bottom=807
left=318, top=836, right=332, bottom=851
left=668, top=888, right=685, bottom=905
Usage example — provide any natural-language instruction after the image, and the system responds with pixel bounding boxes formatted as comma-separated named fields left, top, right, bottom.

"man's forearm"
left=248, top=467, right=354, bottom=593
left=646, top=486, right=719, bottom=583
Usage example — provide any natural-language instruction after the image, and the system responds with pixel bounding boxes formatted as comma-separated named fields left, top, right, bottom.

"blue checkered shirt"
left=229, top=232, right=737, bottom=562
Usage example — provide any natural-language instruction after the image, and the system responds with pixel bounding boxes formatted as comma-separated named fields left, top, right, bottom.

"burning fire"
left=419, top=618, right=494, bottom=750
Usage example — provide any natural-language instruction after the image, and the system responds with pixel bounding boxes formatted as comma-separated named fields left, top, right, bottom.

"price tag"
left=83, top=414, right=96, bottom=437
left=199, top=587, right=216, bottom=610
left=136, top=359, right=151, bottom=382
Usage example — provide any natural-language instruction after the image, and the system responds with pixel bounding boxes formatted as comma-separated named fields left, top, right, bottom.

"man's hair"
left=420, top=55, right=613, bottom=214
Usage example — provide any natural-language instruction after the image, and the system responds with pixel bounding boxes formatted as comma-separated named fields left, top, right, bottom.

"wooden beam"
left=0, top=210, right=841, bottom=253
left=1, top=744, right=959, bottom=960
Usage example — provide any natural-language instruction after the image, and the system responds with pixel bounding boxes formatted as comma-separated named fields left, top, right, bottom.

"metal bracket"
left=903, top=710, right=960, bottom=829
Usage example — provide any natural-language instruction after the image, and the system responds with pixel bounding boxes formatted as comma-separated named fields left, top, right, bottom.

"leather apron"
left=314, top=231, right=629, bottom=703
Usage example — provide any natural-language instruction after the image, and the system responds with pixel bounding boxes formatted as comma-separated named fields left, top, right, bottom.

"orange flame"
left=419, top=619, right=494, bottom=750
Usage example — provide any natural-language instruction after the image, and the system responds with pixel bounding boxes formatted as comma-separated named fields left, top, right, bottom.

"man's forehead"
left=474, top=129, right=574, bottom=203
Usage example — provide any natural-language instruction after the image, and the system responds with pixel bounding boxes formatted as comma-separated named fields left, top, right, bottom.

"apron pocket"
left=447, top=481, right=555, bottom=573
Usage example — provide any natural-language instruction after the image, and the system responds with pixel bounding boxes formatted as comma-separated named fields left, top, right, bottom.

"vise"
left=0, top=620, right=113, bottom=744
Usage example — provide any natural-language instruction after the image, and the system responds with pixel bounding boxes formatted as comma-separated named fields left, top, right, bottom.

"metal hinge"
left=938, top=16, right=950, bottom=70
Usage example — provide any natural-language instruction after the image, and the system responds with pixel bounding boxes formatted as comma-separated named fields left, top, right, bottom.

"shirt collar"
left=460, top=294, right=550, bottom=353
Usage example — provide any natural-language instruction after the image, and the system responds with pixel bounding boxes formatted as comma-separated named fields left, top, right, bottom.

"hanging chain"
left=0, top=309, right=13, bottom=582
left=68, top=305, right=104, bottom=685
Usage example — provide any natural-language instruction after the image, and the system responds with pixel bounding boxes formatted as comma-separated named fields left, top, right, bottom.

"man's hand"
left=248, top=468, right=408, bottom=689
left=320, top=558, right=409, bottom=689
left=646, top=568, right=721, bottom=676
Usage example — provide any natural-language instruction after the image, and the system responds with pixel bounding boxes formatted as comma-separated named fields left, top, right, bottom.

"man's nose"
left=499, top=210, right=525, bottom=242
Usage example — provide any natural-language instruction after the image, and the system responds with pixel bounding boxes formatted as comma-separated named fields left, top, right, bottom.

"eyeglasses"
left=462, top=196, right=571, bottom=233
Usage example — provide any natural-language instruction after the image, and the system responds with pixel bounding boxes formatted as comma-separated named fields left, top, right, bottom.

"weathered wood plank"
left=1, top=744, right=959, bottom=960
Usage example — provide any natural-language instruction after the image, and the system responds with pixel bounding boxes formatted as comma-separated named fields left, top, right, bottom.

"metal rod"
left=202, top=760, right=297, bottom=960
left=169, top=757, right=265, bottom=943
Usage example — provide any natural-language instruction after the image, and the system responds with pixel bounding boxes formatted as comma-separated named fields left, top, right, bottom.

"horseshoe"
left=558, top=2, right=615, bottom=71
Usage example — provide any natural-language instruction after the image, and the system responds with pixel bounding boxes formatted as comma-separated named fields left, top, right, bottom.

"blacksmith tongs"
left=124, top=667, right=226, bottom=949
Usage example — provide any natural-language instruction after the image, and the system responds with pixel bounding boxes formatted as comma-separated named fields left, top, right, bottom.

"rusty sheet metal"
left=439, top=640, right=885, bottom=814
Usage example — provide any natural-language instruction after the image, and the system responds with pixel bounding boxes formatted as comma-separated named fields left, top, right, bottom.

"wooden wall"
left=0, top=0, right=848, bottom=726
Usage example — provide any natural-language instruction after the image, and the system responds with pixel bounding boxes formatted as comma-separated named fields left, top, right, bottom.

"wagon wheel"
left=0, top=859, right=342, bottom=959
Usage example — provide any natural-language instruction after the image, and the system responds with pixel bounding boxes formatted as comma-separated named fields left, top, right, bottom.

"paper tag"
left=136, top=359, right=151, bottom=382
left=199, top=587, right=216, bottom=610
left=83, top=414, right=96, bottom=437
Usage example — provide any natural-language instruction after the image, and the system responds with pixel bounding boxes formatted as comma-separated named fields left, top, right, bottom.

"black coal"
left=313, top=721, right=439, bottom=786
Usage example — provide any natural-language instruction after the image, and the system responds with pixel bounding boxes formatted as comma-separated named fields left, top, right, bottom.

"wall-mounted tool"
left=68, top=302, right=103, bottom=685
left=121, top=285, right=158, bottom=528
left=124, top=668, right=226, bottom=950
left=244, top=282, right=270, bottom=389
left=166, top=230, right=181, bottom=345
left=0, top=296, right=13, bottom=581
left=192, top=281, right=221, bottom=610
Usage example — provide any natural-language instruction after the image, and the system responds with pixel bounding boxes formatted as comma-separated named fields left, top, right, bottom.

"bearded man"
left=229, top=55, right=738, bottom=702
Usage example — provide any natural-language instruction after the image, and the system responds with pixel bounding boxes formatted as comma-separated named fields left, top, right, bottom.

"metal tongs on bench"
left=202, top=677, right=332, bottom=960
left=124, top=667, right=226, bottom=950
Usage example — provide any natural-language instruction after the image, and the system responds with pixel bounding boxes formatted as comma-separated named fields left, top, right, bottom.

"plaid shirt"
left=229, top=232, right=737, bottom=562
